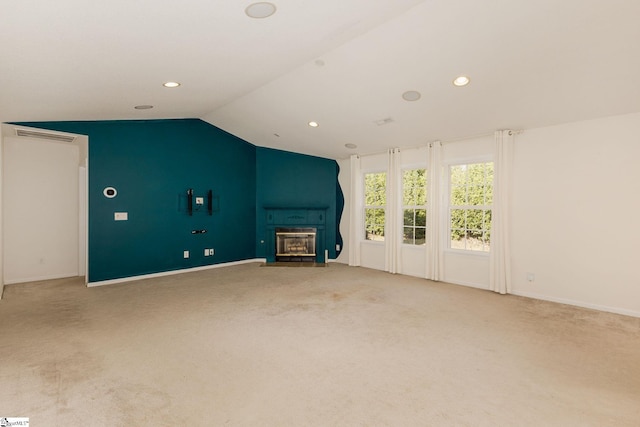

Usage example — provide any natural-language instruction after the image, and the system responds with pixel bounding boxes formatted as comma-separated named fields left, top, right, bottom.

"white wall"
left=338, top=112, right=640, bottom=317
left=0, top=124, right=3, bottom=299
left=511, top=112, right=640, bottom=316
left=3, top=136, right=80, bottom=284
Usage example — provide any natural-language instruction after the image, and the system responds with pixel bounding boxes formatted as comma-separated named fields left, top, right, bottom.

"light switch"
left=195, top=197, right=204, bottom=205
left=114, top=212, right=128, bottom=221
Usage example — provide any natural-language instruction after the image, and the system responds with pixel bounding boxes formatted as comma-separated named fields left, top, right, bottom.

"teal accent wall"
left=16, top=119, right=256, bottom=282
left=255, top=147, right=338, bottom=260
left=13, top=119, right=343, bottom=281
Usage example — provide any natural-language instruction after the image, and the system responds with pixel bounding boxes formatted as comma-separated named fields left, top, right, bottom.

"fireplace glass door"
left=276, top=228, right=316, bottom=261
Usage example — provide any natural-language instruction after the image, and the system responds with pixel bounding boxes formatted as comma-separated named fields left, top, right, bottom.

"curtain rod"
left=350, top=129, right=524, bottom=158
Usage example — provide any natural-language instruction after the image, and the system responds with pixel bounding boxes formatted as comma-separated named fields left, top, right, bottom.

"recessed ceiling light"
left=308, top=121, right=319, bottom=128
left=245, top=2, right=277, bottom=19
left=402, top=90, right=421, bottom=101
left=163, top=81, right=181, bottom=88
left=345, top=143, right=358, bottom=149
left=453, top=76, right=470, bottom=87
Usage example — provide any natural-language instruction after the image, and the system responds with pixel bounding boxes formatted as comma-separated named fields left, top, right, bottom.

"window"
left=364, top=172, right=386, bottom=241
left=402, top=168, right=427, bottom=245
left=449, top=162, right=493, bottom=252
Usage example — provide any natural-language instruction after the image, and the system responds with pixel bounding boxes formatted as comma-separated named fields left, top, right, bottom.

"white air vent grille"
left=15, top=128, right=76, bottom=143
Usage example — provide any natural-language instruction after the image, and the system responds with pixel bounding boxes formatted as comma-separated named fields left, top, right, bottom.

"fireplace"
left=264, top=207, right=326, bottom=263
left=275, top=227, right=316, bottom=262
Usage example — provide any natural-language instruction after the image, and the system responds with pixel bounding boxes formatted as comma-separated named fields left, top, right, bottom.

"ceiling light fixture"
left=134, top=105, right=154, bottom=110
left=163, top=81, right=181, bottom=88
left=453, top=76, right=470, bottom=87
left=245, top=2, right=277, bottom=19
left=345, top=143, right=358, bottom=149
left=308, top=121, right=319, bottom=128
left=402, top=90, right=421, bottom=101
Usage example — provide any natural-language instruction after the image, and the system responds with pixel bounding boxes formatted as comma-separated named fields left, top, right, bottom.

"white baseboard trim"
left=439, top=280, right=640, bottom=318
left=442, top=278, right=490, bottom=291
left=87, top=258, right=267, bottom=287
left=4, top=272, right=81, bottom=285
left=511, top=290, right=640, bottom=318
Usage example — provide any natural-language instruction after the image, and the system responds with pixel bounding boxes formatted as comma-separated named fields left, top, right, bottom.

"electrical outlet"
left=204, top=249, right=209, bottom=256
left=210, top=249, right=215, bottom=256
left=527, top=273, right=535, bottom=282
left=114, top=212, right=128, bottom=221
left=336, top=244, right=341, bottom=251
left=195, top=197, right=204, bottom=205
left=183, top=250, right=189, bottom=259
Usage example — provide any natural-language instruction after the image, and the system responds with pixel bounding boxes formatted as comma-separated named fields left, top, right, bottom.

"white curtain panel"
left=427, top=141, right=443, bottom=281
left=348, top=154, right=361, bottom=267
left=385, top=148, right=401, bottom=273
left=490, top=130, right=514, bottom=294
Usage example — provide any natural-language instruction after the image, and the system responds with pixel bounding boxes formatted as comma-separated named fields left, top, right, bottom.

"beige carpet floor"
left=1, top=262, right=639, bottom=426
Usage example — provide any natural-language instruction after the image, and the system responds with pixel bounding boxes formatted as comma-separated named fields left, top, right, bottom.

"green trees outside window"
left=450, top=162, right=493, bottom=252
left=402, top=169, right=427, bottom=245
left=364, top=172, right=386, bottom=241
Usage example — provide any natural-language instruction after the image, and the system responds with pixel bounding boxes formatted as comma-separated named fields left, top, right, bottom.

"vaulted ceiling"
left=2, top=0, right=639, bottom=159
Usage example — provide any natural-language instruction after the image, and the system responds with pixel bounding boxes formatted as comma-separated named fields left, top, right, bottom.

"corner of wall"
left=0, top=122, right=5, bottom=299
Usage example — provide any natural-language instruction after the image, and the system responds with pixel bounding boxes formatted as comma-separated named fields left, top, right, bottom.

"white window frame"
left=401, top=167, right=427, bottom=246
left=362, top=170, right=387, bottom=244
left=444, top=157, right=494, bottom=256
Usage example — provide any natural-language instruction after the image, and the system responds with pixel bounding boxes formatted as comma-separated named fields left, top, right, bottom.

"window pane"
left=451, top=185, right=466, bottom=205
left=451, top=209, right=465, bottom=230
left=467, top=209, right=483, bottom=230
left=451, top=165, right=466, bottom=186
left=448, top=162, right=493, bottom=252
left=402, top=169, right=426, bottom=206
left=403, top=227, right=414, bottom=244
left=451, top=230, right=466, bottom=249
left=415, top=228, right=426, bottom=245
left=468, top=185, right=484, bottom=205
left=365, top=172, right=386, bottom=206
left=371, top=187, right=384, bottom=205
left=365, top=208, right=385, bottom=241
left=403, top=186, right=413, bottom=206
left=484, top=230, right=491, bottom=248
left=415, top=186, right=426, bottom=205
left=365, top=208, right=375, bottom=224
left=364, top=172, right=386, bottom=242
left=468, top=237, right=484, bottom=251
left=403, top=209, right=415, bottom=226
left=485, top=185, right=493, bottom=205
left=415, top=209, right=426, bottom=227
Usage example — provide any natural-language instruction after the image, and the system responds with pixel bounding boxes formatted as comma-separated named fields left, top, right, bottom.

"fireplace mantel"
left=264, top=207, right=328, bottom=263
